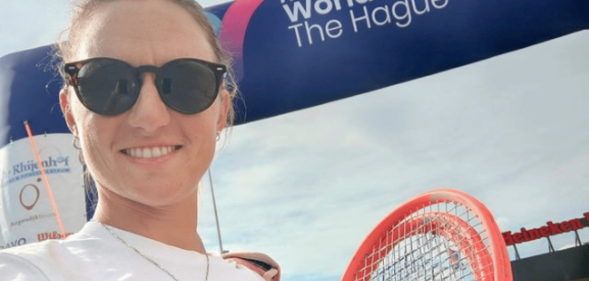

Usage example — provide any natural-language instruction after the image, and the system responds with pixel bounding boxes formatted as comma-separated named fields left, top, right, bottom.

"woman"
left=0, top=0, right=277, bottom=280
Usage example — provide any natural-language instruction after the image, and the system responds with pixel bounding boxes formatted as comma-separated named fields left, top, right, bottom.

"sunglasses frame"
left=64, top=57, right=227, bottom=115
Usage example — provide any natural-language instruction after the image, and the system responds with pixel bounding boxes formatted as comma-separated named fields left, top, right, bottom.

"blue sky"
left=1, top=1, right=589, bottom=281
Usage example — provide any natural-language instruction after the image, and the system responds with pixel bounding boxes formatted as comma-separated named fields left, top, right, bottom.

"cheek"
left=182, top=113, right=220, bottom=171
left=79, top=114, right=112, bottom=150
left=76, top=114, right=120, bottom=176
left=185, top=115, right=217, bottom=155
left=83, top=123, right=109, bottom=158
left=187, top=102, right=223, bottom=138
left=80, top=120, right=129, bottom=193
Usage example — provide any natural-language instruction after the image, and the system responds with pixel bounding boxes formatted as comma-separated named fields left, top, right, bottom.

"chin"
left=98, top=177, right=196, bottom=208
left=133, top=183, right=197, bottom=206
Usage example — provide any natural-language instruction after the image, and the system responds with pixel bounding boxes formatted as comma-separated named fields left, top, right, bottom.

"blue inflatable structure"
left=0, top=0, right=587, bottom=246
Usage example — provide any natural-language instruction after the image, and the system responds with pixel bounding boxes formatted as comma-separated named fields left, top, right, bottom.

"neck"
left=92, top=186, right=205, bottom=254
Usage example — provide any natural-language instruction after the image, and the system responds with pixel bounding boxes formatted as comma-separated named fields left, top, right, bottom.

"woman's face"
left=61, top=0, right=229, bottom=207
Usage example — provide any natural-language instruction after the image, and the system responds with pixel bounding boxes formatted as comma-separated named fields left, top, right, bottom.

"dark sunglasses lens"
left=76, top=59, right=138, bottom=115
left=159, top=60, right=218, bottom=114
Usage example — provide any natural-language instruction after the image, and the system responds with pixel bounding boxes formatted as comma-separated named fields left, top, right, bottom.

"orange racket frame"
left=341, top=188, right=513, bottom=281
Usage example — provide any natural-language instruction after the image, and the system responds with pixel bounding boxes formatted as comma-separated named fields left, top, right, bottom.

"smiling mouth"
left=122, top=146, right=180, bottom=159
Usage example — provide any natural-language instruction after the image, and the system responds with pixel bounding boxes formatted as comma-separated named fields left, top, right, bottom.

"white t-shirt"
left=0, top=222, right=263, bottom=281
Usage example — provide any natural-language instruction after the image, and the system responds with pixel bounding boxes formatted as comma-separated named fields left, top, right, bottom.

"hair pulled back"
left=56, top=0, right=238, bottom=126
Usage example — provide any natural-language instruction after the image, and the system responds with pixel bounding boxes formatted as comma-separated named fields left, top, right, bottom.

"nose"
left=127, top=73, right=170, bottom=132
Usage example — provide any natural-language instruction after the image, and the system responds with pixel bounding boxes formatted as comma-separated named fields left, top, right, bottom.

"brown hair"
left=56, top=0, right=238, bottom=126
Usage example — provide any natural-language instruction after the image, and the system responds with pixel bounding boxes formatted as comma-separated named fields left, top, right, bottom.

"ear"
left=59, top=88, right=77, bottom=133
left=216, top=89, right=230, bottom=132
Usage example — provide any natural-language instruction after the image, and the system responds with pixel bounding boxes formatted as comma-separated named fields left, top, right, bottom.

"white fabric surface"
left=0, top=222, right=263, bottom=281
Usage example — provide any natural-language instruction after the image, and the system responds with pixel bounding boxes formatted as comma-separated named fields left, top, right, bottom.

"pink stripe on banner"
left=219, top=0, right=266, bottom=81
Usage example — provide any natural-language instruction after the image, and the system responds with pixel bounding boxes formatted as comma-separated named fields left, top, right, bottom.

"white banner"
left=0, top=133, right=85, bottom=250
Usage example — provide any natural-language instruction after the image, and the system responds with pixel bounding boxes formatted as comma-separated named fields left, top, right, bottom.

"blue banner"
left=208, top=0, right=588, bottom=122
left=1, top=0, right=587, bottom=147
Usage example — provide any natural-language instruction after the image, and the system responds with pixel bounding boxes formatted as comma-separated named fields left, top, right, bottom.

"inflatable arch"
left=1, top=0, right=587, bottom=248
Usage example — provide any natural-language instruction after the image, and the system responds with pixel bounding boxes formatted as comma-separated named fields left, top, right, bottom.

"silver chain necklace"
left=99, top=222, right=210, bottom=281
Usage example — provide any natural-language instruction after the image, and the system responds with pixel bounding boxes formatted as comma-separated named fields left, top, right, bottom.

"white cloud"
left=0, top=1, right=70, bottom=56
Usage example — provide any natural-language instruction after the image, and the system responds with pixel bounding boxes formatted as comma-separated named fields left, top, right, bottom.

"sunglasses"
left=64, top=57, right=227, bottom=115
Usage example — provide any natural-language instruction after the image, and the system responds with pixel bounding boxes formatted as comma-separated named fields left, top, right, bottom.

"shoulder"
left=0, top=223, right=107, bottom=280
left=0, top=242, right=54, bottom=280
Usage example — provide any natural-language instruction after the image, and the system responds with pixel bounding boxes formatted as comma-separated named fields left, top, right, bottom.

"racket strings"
left=431, top=202, right=494, bottom=277
left=356, top=201, right=494, bottom=281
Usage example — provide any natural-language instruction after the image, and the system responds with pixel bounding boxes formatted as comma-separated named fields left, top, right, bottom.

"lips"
left=122, top=145, right=179, bottom=159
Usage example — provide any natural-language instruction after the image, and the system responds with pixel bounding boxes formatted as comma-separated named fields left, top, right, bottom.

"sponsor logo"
left=10, top=213, right=56, bottom=227
left=3, top=154, right=71, bottom=185
left=38, top=231, right=74, bottom=242
left=12, top=156, right=70, bottom=175
left=282, top=0, right=450, bottom=47
left=502, top=212, right=589, bottom=246
left=0, top=238, right=27, bottom=250
left=19, top=179, right=41, bottom=211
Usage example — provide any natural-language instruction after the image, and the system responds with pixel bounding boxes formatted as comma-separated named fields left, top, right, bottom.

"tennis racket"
left=342, top=189, right=512, bottom=281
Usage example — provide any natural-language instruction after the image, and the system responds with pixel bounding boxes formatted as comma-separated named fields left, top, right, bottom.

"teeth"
left=124, top=146, right=176, bottom=159
left=142, top=148, right=152, bottom=158
left=152, top=147, right=161, bottom=157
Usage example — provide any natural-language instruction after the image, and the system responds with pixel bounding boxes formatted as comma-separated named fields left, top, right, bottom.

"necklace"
left=98, top=222, right=210, bottom=281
